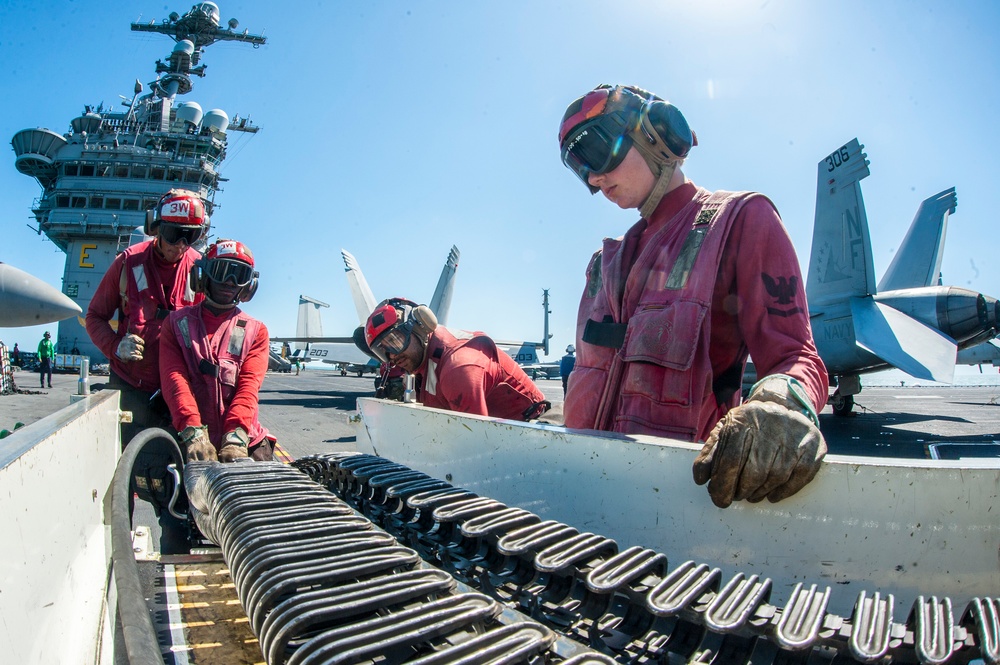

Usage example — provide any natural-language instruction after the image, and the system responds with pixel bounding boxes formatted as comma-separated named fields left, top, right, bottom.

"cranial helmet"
left=559, top=84, right=696, bottom=216
left=144, top=188, right=208, bottom=244
left=364, top=298, right=438, bottom=364
left=193, top=238, right=259, bottom=307
left=566, top=344, right=575, bottom=354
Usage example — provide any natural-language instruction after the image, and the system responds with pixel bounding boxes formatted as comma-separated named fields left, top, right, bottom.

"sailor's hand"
left=115, top=334, right=145, bottom=362
left=692, top=375, right=826, bottom=508
left=219, top=427, right=250, bottom=463
left=180, top=425, right=217, bottom=462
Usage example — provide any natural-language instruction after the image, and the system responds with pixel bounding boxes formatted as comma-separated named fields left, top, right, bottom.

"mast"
left=10, top=2, right=264, bottom=360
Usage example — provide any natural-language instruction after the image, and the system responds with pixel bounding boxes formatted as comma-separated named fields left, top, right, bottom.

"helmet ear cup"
left=640, top=100, right=694, bottom=159
left=411, top=305, right=438, bottom=338
left=190, top=261, right=207, bottom=294
left=144, top=209, right=159, bottom=236
left=239, top=272, right=260, bottom=303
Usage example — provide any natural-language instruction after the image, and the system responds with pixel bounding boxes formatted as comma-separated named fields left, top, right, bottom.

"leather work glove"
left=219, top=427, right=250, bottom=463
left=115, top=333, right=145, bottom=362
left=693, top=374, right=827, bottom=508
left=180, top=425, right=217, bottom=462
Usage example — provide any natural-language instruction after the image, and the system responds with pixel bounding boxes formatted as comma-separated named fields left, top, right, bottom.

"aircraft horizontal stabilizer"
left=851, top=297, right=957, bottom=382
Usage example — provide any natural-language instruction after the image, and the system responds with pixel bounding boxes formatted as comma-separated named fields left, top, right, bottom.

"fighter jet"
left=0, top=263, right=82, bottom=327
left=806, top=139, right=999, bottom=415
left=273, top=246, right=462, bottom=375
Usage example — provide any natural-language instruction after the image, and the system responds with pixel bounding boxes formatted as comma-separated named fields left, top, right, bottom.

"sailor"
left=159, top=239, right=275, bottom=462
left=364, top=298, right=550, bottom=420
left=558, top=84, right=829, bottom=508
left=86, top=188, right=207, bottom=446
left=37, top=331, right=54, bottom=388
left=560, top=344, right=576, bottom=396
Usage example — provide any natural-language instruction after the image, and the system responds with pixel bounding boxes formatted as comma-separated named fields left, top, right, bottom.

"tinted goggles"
left=159, top=222, right=203, bottom=246
left=370, top=326, right=411, bottom=364
left=204, top=258, right=255, bottom=286
left=560, top=112, right=634, bottom=189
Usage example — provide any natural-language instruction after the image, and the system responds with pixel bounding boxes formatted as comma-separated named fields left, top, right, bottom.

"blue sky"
left=1, top=0, right=998, bottom=366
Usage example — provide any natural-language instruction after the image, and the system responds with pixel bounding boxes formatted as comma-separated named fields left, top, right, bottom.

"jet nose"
left=0, top=263, right=82, bottom=327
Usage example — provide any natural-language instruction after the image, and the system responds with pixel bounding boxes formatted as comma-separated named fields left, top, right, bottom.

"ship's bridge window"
left=168, top=168, right=182, bottom=182
left=115, top=165, right=129, bottom=178
left=56, top=195, right=70, bottom=207
left=64, top=164, right=79, bottom=177
left=184, top=170, right=201, bottom=184
left=80, top=164, right=95, bottom=177
left=131, top=166, right=148, bottom=179
left=105, top=198, right=122, bottom=210
left=151, top=166, right=165, bottom=180
left=97, top=164, right=111, bottom=177
left=143, top=197, right=158, bottom=211
left=90, top=196, right=105, bottom=209
left=122, top=199, right=139, bottom=211
left=71, top=196, right=86, bottom=208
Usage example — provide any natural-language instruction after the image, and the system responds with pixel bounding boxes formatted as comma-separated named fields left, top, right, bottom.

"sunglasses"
left=370, top=326, right=412, bottom=364
left=561, top=111, right=635, bottom=190
left=159, top=222, right=204, bottom=246
left=204, top=258, right=255, bottom=287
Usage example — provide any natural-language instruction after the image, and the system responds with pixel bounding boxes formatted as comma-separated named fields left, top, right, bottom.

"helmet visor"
left=205, top=258, right=254, bottom=286
left=560, top=114, right=634, bottom=189
left=370, top=326, right=411, bottom=364
left=160, top=222, right=204, bottom=246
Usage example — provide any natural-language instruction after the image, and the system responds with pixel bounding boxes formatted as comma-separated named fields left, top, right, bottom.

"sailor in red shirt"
left=364, top=298, right=550, bottom=421
left=159, top=239, right=274, bottom=462
left=85, top=189, right=206, bottom=445
left=558, top=84, right=829, bottom=508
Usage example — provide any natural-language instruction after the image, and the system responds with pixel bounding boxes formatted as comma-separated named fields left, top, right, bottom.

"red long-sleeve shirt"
left=159, top=306, right=270, bottom=436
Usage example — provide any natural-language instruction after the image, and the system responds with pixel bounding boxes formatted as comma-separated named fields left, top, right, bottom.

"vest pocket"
left=218, top=359, right=239, bottom=389
left=619, top=301, right=707, bottom=409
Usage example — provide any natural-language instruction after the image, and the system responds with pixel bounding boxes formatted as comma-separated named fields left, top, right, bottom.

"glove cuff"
left=179, top=425, right=209, bottom=443
left=747, top=374, right=819, bottom=427
left=223, top=427, right=250, bottom=449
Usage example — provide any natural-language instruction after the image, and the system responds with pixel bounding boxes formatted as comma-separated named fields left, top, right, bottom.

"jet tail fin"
left=877, top=187, right=957, bottom=291
left=295, top=295, right=329, bottom=352
left=851, top=297, right=957, bottom=382
left=428, top=245, right=460, bottom=326
left=341, top=250, right=378, bottom=325
left=807, top=139, right=875, bottom=306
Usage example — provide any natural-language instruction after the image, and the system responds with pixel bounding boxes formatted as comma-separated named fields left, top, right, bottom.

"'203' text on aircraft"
left=806, top=138, right=999, bottom=415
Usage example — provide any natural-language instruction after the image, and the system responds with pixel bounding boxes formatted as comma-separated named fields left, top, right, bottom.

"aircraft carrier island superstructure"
left=10, top=2, right=264, bottom=361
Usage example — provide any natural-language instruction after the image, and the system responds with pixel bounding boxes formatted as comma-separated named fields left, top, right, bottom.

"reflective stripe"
left=425, top=359, right=439, bottom=396
left=228, top=324, right=246, bottom=356
left=132, top=264, right=148, bottom=293
left=177, top=317, right=193, bottom=349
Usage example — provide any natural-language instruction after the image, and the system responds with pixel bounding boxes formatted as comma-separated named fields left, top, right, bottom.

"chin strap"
left=639, top=160, right=678, bottom=220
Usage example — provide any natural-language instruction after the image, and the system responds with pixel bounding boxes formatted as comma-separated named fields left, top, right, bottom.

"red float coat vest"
left=88, top=240, right=201, bottom=390
left=165, top=307, right=270, bottom=448
left=419, top=327, right=548, bottom=421
left=565, top=188, right=777, bottom=441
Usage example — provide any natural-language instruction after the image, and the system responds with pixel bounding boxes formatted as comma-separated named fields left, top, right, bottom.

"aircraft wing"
left=806, top=139, right=875, bottom=307
left=851, top=297, right=957, bottom=382
left=878, top=188, right=957, bottom=291
left=428, top=245, right=460, bottom=325
left=341, top=250, right=378, bottom=325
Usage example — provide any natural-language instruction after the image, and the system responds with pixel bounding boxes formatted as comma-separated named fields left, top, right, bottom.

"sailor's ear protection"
left=144, top=209, right=159, bottom=236
left=411, top=304, right=438, bottom=338
left=638, top=99, right=695, bottom=160
left=190, top=260, right=207, bottom=294
left=240, top=272, right=260, bottom=303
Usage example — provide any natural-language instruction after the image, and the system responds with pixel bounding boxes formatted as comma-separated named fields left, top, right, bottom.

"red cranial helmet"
left=146, top=188, right=208, bottom=245
left=196, top=239, right=259, bottom=306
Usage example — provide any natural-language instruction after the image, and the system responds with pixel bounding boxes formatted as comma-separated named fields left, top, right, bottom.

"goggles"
left=204, top=258, right=255, bottom=287
left=560, top=111, right=635, bottom=189
left=370, top=326, right=412, bottom=364
left=159, top=222, right=204, bottom=246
